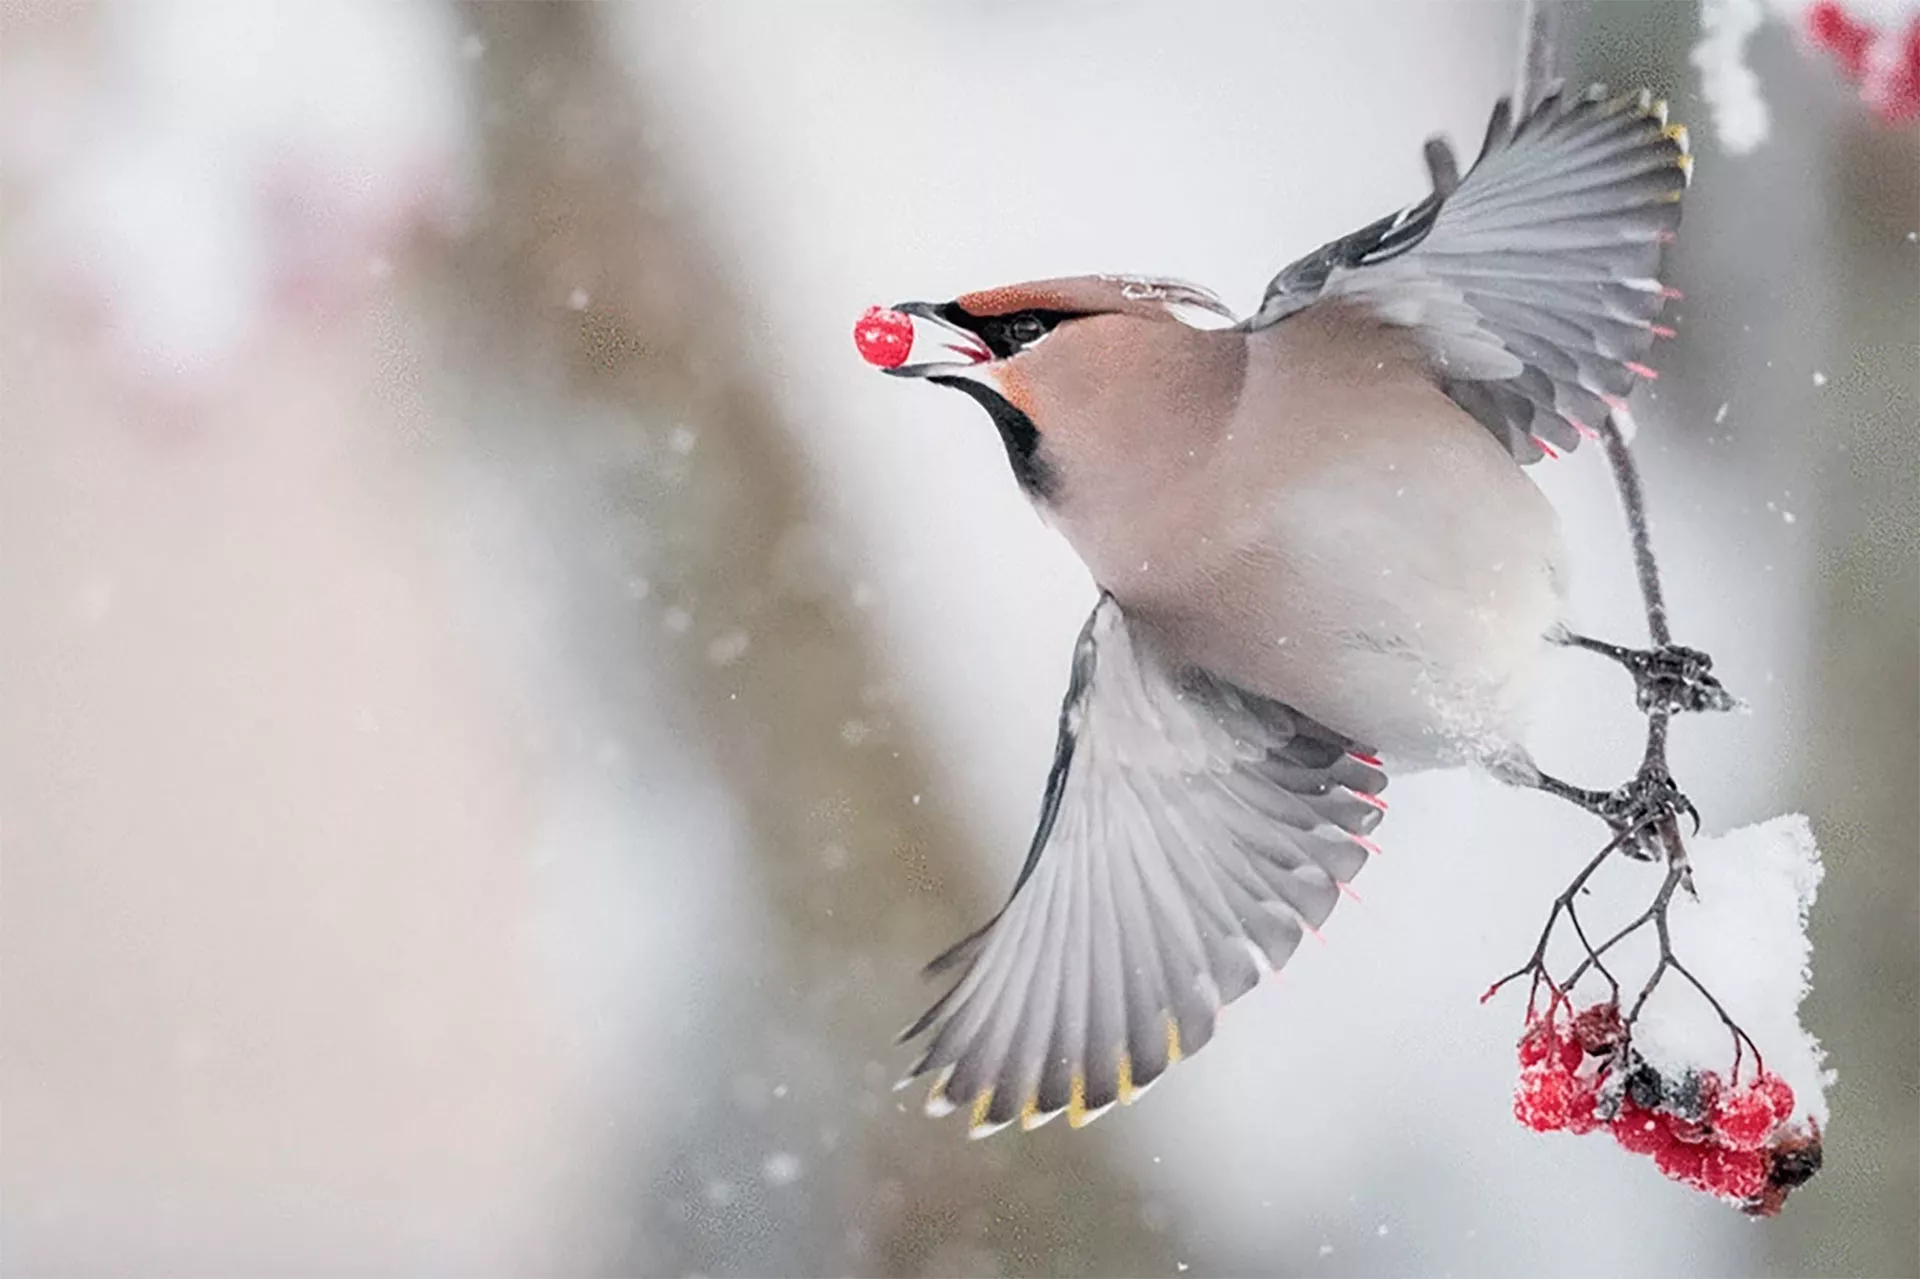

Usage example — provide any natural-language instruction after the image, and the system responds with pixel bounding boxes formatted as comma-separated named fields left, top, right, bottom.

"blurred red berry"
left=1807, top=0, right=1877, bottom=77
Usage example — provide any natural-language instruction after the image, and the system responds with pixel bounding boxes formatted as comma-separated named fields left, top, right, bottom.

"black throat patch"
left=929, top=375, right=1057, bottom=500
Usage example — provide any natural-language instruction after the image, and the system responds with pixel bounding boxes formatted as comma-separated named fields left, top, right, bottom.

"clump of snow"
left=761, top=1151, right=803, bottom=1186
left=705, top=628, right=751, bottom=666
left=1631, top=814, right=1831, bottom=1128
left=1693, top=0, right=1773, bottom=154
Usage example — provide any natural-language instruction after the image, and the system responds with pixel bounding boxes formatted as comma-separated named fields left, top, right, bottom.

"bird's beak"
left=880, top=302, right=996, bottom=378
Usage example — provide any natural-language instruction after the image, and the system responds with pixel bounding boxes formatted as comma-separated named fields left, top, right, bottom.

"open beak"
left=881, top=302, right=995, bottom=378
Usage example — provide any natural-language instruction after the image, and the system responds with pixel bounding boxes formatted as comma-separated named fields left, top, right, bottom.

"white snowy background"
left=2, top=2, right=1914, bottom=1276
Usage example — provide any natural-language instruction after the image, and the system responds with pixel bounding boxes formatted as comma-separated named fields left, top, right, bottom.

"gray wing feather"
left=1247, top=85, right=1691, bottom=463
left=901, top=595, right=1386, bottom=1135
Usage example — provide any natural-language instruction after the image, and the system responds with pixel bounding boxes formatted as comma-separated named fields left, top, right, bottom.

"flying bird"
left=860, top=86, right=1726, bottom=1137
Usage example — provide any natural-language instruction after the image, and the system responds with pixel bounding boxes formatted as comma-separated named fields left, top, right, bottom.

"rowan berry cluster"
left=1511, top=999, right=1822, bottom=1215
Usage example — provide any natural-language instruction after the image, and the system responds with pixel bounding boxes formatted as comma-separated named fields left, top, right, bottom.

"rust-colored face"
left=867, top=275, right=1237, bottom=498
left=870, top=276, right=1232, bottom=379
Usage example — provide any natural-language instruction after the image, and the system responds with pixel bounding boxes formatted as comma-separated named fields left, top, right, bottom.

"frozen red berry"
left=1514, top=1064, right=1577, bottom=1132
left=1517, top=1017, right=1553, bottom=1067
left=1664, top=1110, right=1713, bottom=1145
left=1517, top=1017, right=1582, bottom=1073
left=1565, top=1076, right=1604, bottom=1135
left=1703, top=1146, right=1770, bottom=1200
left=1713, top=1085, right=1780, bottom=1152
left=1571, top=1001, right=1624, bottom=1054
left=853, top=305, right=915, bottom=369
left=1654, top=1133, right=1710, bottom=1188
left=1757, top=1072, right=1796, bottom=1123
left=1613, top=1101, right=1668, bottom=1156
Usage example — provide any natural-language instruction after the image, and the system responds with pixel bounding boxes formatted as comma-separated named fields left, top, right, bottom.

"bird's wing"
left=1247, top=85, right=1691, bottom=463
left=900, top=595, right=1386, bottom=1136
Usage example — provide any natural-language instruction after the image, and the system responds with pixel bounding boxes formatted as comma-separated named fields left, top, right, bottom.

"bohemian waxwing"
left=863, top=86, right=1728, bottom=1137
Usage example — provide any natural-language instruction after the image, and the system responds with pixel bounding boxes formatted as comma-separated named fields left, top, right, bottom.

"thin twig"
left=1487, top=0, right=1758, bottom=1086
left=1598, top=415, right=1673, bottom=649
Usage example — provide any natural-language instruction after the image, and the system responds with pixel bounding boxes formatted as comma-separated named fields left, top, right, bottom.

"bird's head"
left=857, top=275, right=1236, bottom=500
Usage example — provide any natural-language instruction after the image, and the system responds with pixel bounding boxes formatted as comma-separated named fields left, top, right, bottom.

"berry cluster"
left=1511, top=1000, right=1822, bottom=1215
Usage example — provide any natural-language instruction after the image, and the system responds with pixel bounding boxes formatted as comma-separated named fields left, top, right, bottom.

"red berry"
left=1757, top=1072, right=1796, bottom=1123
left=1565, top=1076, right=1604, bottom=1135
left=1514, top=1064, right=1576, bottom=1132
left=1664, top=1111, right=1713, bottom=1145
left=1613, top=1101, right=1668, bottom=1155
left=1517, top=1016, right=1558, bottom=1065
left=1517, top=1017, right=1582, bottom=1073
left=1714, top=1086, right=1779, bottom=1152
left=1655, top=1134, right=1709, bottom=1188
left=1571, top=1001, right=1624, bottom=1054
left=1704, top=1146, right=1770, bottom=1200
left=853, top=305, right=915, bottom=369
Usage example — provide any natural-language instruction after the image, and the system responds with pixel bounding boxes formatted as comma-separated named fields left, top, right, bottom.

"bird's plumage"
left=904, top=596, right=1385, bottom=1134
left=878, top=86, right=1692, bottom=1134
left=1249, top=85, right=1690, bottom=463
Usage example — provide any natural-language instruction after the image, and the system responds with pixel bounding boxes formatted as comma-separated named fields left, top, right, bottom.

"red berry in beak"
left=854, top=305, right=915, bottom=369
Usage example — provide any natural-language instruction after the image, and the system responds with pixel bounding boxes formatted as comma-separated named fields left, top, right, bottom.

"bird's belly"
left=1127, top=437, right=1564, bottom=768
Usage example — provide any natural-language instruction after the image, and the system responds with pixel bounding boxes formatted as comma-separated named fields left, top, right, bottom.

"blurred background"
left=2, top=1, right=1914, bottom=1275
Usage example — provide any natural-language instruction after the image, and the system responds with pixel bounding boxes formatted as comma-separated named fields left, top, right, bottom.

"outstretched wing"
left=1247, top=85, right=1692, bottom=463
left=900, top=595, right=1387, bottom=1136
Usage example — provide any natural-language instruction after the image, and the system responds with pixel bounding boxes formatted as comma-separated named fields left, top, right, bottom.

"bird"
left=859, top=86, right=1726, bottom=1137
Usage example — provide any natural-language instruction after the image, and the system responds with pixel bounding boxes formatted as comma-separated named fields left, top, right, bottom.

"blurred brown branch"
left=447, top=5, right=1174, bottom=1273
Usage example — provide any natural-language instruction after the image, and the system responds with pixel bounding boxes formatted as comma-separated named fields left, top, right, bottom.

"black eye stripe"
left=937, top=305, right=1085, bottom=358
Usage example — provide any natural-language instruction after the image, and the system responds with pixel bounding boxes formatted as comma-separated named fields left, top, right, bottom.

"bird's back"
left=1052, top=304, right=1564, bottom=766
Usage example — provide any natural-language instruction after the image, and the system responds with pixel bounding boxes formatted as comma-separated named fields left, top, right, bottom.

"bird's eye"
left=1006, top=314, right=1048, bottom=345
